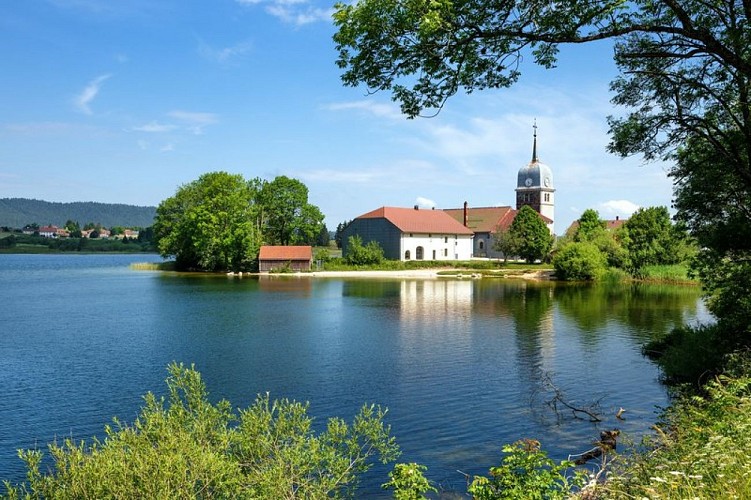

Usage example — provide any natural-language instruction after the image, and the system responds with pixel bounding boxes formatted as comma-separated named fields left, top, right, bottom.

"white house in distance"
left=341, top=206, right=474, bottom=261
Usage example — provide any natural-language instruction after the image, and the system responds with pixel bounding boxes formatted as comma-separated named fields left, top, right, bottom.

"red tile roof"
left=357, top=207, right=475, bottom=235
left=259, top=245, right=313, bottom=261
left=443, top=206, right=518, bottom=233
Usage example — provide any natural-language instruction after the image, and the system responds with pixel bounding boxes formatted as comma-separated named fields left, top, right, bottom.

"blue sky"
left=0, top=0, right=674, bottom=234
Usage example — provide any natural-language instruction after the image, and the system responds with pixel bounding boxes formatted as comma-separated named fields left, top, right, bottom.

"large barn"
left=341, top=206, right=474, bottom=261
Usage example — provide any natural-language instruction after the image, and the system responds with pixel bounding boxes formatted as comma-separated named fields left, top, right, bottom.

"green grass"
left=639, top=264, right=697, bottom=284
left=586, top=369, right=751, bottom=499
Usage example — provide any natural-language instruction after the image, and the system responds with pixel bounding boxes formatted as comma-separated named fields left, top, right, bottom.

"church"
left=342, top=126, right=555, bottom=261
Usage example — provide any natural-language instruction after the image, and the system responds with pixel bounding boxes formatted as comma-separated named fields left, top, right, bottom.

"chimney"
left=615, top=215, right=620, bottom=221
left=414, top=205, right=419, bottom=210
left=463, top=201, right=468, bottom=227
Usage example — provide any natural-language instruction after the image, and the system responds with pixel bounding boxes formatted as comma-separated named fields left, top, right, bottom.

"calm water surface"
left=0, top=254, right=707, bottom=494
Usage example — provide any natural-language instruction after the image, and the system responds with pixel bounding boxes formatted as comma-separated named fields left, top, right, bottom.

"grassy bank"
left=583, top=365, right=751, bottom=498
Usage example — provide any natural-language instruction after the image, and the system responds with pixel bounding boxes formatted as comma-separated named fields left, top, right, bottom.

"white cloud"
left=167, top=110, right=218, bottom=135
left=73, top=74, right=112, bottom=115
left=132, top=121, right=176, bottom=133
left=598, top=199, right=641, bottom=218
left=236, top=0, right=332, bottom=26
left=160, top=143, right=175, bottom=152
left=415, top=196, right=436, bottom=209
left=325, top=100, right=403, bottom=120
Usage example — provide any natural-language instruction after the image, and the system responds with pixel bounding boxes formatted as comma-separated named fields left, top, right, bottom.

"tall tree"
left=258, top=176, right=324, bottom=246
left=507, top=205, right=554, bottom=264
left=154, top=172, right=261, bottom=272
left=574, top=209, right=606, bottom=243
left=622, top=206, right=687, bottom=271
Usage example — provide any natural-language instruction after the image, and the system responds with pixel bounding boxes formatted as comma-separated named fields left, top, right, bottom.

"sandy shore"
left=306, top=269, right=443, bottom=279
left=294, top=269, right=554, bottom=280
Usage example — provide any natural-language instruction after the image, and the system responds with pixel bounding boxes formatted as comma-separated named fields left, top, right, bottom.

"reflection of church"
left=444, top=124, right=555, bottom=258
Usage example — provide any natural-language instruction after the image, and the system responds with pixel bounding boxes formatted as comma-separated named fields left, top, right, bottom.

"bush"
left=345, top=235, right=385, bottom=265
left=468, top=439, right=586, bottom=499
left=643, top=324, right=727, bottom=385
left=552, top=242, right=607, bottom=281
left=2, top=364, right=400, bottom=499
left=381, top=463, right=436, bottom=499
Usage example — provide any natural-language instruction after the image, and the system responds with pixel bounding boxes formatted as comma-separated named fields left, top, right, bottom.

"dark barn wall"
left=341, top=218, right=401, bottom=260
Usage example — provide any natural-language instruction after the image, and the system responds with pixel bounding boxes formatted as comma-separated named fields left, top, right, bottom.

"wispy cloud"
left=167, top=110, right=218, bottom=135
left=198, top=39, right=254, bottom=65
left=236, top=0, right=333, bottom=26
left=132, top=121, right=177, bottom=133
left=73, top=74, right=111, bottom=115
left=325, top=100, right=404, bottom=121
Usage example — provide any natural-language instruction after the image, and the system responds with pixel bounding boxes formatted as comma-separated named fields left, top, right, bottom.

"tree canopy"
left=258, top=176, right=325, bottom=246
left=622, top=206, right=689, bottom=271
left=507, top=205, right=553, bottom=263
left=154, top=172, right=262, bottom=272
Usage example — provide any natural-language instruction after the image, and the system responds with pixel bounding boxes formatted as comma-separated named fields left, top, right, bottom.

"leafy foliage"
left=621, top=206, right=690, bottom=273
left=492, top=226, right=522, bottom=262
left=468, top=439, right=586, bottom=499
left=573, top=209, right=606, bottom=243
left=2, top=364, right=400, bottom=499
left=597, top=371, right=751, bottom=499
left=381, top=463, right=436, bottom=500
left=553, top=242, right=607, bottom=281
left=258, top=176, right=324, bottom=246
left=344, top=235, right=385, bottom=266
left=154, top=172, right=261, bottom=272
left=507, top=205, right=553, bottom=264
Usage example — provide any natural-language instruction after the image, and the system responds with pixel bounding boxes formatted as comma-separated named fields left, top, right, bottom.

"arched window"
left=479, top=240, right=484, bottom=250
left=416, top=246, right=424, bottom=260
left=405, top=250, right=411, bottom=260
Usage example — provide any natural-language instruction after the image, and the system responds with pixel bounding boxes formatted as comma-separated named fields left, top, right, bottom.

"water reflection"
left=1, top=256, right=707, bottom=495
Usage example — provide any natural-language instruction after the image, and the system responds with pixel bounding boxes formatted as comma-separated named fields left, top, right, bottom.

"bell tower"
left=515, top=123, right=555, bottom=233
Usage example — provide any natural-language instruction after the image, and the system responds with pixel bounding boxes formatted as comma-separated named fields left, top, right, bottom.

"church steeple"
left=515, top=120, right=555, bottom=233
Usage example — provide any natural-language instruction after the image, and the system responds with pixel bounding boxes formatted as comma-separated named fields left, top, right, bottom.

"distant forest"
left=0, top=198, right=156, bottom=229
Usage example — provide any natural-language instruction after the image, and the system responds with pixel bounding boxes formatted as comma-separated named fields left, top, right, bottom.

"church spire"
left=532, top=120, right=538, bottom=163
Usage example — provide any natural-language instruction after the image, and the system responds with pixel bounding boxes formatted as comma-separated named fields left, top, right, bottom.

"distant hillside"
left=0, top=198, right=156, bottom=229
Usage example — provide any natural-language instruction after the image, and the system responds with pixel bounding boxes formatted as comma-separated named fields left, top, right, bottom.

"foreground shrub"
left=2, top=363, right=399, bottom=499
left=594, top=372, right=751, bottom=499
left=468, top=439, right=586, bottom=499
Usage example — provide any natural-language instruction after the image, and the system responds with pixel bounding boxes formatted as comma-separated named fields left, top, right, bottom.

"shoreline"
left=268, top=269, right=556, bottom=280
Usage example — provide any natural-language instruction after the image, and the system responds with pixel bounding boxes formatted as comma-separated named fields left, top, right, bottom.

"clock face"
left=525, top=177, right=533, bottom=187
left=544, top=177, right=550, bottom=187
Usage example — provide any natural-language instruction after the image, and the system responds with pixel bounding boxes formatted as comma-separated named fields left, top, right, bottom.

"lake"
left=0, top=254, right=707, bottom=495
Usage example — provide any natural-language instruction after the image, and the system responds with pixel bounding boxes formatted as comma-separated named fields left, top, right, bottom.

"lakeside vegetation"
left=0, top=232, right=156, bottom=254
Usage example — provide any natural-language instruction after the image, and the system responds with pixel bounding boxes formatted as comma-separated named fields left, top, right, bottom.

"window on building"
left=405, top=250, right=411, bottom=260
left=479, top=240, right=484, bottom=250
left=416, top=246, right=424, bottom=260
left=444, top=236, right=448, bottom=243
left=444, top=248, right=448, bottom=257
left=432, top=249, right=436, bottom=259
